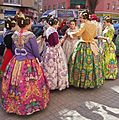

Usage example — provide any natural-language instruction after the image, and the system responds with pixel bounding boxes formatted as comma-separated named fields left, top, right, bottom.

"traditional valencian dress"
left=63, top=27, right=78, bottom=62
left=101, top=25, right=118, bottom=79
left=0, top=30, right=13, bottom=72
left=42, top=26, right=69, bottom=90
left=68, top=21, right=104, bottom=88
left=1, top=31, right=50, bottom=115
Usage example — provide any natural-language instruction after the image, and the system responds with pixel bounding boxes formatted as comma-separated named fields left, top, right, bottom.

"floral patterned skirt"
left=1, top=57, right=50, bottom=115
left=63, top=40, right=78, bottom=63
left=103, top=41, right=118, bottom=79
left=68, top=42, right=104, bottom=88
left=42, top=44, right=69, bottom=90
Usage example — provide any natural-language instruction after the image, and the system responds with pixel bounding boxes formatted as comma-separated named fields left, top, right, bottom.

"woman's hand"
left=98, top=36, right=107, bottom=40
left=98, top=36, right=110, bottom=43
left=97, top=36, right=104, bottom=39
left=60, top=39, right=64, bottom=46
left=67, top=32, right=73, bottom=39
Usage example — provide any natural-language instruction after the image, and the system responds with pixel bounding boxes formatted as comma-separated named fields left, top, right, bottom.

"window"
left=43, top=6, right=47, bottom=11
left=112, top=1, right=116, bottom=10
left=62, top=2, right=65, bottom=9
left=4, top=0, right=8, bottom=2
left=107, top=3, right=110, bottom=10
left=48, top=5, right=51, bottom=10
left=53, top=5, right=56, bottom=9
left=4, top=0, right=21, bottom=4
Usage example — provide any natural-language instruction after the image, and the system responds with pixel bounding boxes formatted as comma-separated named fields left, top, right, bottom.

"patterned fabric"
left=68, top=42, right=104, bottom=88
left=101, top=26, right=118, bottom=79
left=63, top=28, right=78, bottom=62
left=1, top=57, right=49, bottom=115
left=0, top=31, right=14, bottom=72
left=42, top=44, right=69, bottom=90
left=0, top=49, right=13, bottom=72
left=91, top=20, right=102, bottom=36
left=115, top=35, right=119, bottom=56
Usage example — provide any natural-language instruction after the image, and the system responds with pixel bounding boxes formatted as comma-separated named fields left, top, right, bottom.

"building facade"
left=37, top=0, right=43, bottom=16
left=86, top=0, right=119, bottom=18
left=42, top=0, right=86, bottom=11
left=0, top=0, right=39, bottom=18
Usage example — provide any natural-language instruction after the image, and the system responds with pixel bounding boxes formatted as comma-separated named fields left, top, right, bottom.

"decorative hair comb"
left=11, top=20, right=16, bottom=24
left=17, top=12, right=25, bottom=19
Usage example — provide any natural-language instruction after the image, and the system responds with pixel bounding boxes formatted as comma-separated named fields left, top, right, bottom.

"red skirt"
left=0, top=49, right=13, bottom=72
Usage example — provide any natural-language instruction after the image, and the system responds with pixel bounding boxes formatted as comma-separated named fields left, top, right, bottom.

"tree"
left=87, top=0, right=99, bottom=14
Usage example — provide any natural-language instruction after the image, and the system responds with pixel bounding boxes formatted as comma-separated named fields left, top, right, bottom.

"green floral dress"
left=68, top=22, right=104, bottom=88
left=102, top=25, right=118, bottom=79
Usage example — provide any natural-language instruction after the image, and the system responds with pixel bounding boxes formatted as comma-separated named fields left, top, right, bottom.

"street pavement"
left=0, top=57, right=119, bottom=120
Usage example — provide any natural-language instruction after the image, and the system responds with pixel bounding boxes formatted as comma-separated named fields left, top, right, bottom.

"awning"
left=70, top=0, right=86, bottom=5
left=41, top=10, right=55, bottom=18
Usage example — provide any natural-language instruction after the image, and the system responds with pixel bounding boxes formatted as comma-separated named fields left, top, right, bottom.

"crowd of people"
left=0, top=10, right=118, bottom=115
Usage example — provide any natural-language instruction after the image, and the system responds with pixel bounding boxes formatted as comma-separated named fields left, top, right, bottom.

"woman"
left=62, top=19, right=79, bottom=62
left=68, top=10, right=104, bottom=88
left=98, top=16, right=118, bottom=80
left=42, top=18, right=69, bottom=91
left=1, top=14, right=49, bottom=115
left=0, top=18, right=19, bottom=73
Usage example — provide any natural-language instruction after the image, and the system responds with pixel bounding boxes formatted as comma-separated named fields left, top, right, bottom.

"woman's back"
left=80, top=21, right=96, bottom=42
left=12, top=31, right=40, bottom=61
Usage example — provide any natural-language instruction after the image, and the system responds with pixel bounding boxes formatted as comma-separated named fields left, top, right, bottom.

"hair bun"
left=5, top=17, right=16, bottom=29
left=104, top=16, right=112, bottom=24
left=81, top=10, right=90, bottom=20
left=48, top=17, right=59, bottom=26
left=16, top=13, right=31, bottom=28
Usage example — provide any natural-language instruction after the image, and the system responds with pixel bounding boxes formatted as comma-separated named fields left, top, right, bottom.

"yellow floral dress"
left=102, top=25, right=118, bottom=79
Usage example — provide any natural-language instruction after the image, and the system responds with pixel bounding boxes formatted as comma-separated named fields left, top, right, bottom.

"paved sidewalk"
left=0, top=58, right=119, bottom=120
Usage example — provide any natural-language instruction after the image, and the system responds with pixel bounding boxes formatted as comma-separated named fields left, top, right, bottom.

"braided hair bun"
left=5, top=18, right=16, bottom=29
left=48, top=18, right=59, bottom=26
left=104, top=16, right=112, bottom=24
left=16, top=13, right=30, bottom=28
left=81, top=10, right=90, bottom=20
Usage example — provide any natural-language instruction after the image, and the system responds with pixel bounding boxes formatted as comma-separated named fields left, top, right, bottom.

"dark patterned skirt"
left=0, top=48, right=13, bottom=72
left=68, top=42, right=104, bottom=88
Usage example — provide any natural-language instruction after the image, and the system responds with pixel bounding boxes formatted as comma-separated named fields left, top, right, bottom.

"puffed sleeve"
left=47, top=32, right=59, bottom=46
left=105, top=28, right=115, bottom=41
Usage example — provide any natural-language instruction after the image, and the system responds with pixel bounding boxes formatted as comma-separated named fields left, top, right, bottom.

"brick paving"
left=0, top=57, right=119, bottom=120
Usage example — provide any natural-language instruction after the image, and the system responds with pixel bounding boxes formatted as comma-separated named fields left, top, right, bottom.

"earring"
left=7, top=23, right=9, bottom=28
left=21, top=20, right=24, bottom=24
